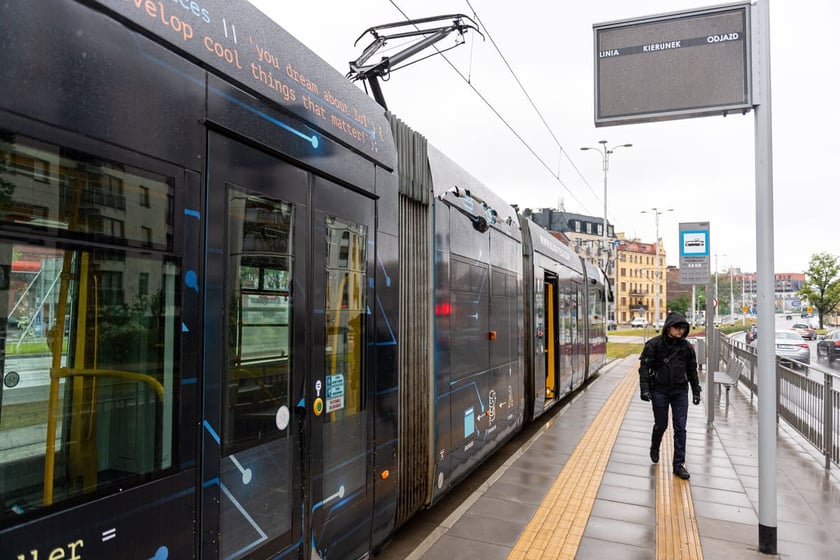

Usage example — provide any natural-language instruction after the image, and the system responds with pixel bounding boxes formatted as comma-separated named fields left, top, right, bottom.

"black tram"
left=0, top=2, right=607, bottom=559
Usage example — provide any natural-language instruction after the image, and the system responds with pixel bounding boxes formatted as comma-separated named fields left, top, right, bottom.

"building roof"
left=521, top=208, right=612, bottom=234
left=616, top=239, right=657, bottom=254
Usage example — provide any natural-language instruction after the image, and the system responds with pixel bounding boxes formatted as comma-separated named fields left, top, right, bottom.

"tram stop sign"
left=678, top=222, right=710, bottom=285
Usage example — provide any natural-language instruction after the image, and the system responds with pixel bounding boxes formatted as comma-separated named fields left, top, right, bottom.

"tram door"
left=309, top=176, right=375, bottom=559
left=543, top=275, right=558, bottom=401
left=204, top=134, right=375, bottom=559
left=556, top=281, right=572, bottom=394
left=570, top=282, right=583, bottom=388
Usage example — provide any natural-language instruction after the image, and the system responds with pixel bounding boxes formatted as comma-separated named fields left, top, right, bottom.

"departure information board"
left=594, top=3, right=752, bottom=126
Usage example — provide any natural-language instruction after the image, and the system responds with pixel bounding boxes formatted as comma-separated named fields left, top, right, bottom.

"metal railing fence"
left=718, top=331, right=839, bottom=470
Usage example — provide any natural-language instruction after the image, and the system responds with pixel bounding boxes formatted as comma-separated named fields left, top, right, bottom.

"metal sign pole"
left=706, top=280, right=715, bottom=424
left=753, top=0, right=777, bottom=553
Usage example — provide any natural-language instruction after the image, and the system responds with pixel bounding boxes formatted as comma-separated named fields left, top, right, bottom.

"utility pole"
left=642, top=208, right=673, bottom=325
left=730, top=266, right=735, bottom=322
left=581, top=141, right=632, bottom=323
left=714, top=252, right=727, bottom=323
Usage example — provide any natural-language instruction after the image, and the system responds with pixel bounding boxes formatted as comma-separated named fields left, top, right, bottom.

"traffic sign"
left=678, top=222, right=710, bottom=285
left=741, top=305, right=748, bottom=313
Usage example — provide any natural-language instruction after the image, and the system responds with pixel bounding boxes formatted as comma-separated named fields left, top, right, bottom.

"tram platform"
left=375, top=356, right=840, bottom=560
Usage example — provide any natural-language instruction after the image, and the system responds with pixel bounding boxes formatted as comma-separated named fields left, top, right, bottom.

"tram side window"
left=323, top=218, right=367, bottom=420
left=322, top=217, right=367, bottom=503
left=589, top=286, right=604, bottom=327
left=0, top=133, right=177, bottom=520
left=225, top=190, right=293, bottom=453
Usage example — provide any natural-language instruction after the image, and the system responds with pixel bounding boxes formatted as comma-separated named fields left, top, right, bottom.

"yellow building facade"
left=614, top=238, right=668, bottom=326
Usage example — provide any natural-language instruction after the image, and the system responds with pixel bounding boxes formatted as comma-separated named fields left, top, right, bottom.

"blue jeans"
left=650, top=389, right=689, bottom=469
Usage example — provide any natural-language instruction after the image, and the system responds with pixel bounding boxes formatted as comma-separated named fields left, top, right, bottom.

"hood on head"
left=662, top=311, right=689, bottom=338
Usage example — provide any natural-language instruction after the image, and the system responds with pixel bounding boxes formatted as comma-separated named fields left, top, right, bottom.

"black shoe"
left=674, top=465, right=691, bottom=480
left=650, top=447, right=659, bottom=464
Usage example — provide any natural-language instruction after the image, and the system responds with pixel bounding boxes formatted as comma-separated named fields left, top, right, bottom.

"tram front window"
left=0, top=132, right=178, bottom=519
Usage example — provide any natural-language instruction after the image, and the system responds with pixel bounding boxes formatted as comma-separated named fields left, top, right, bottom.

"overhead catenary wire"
left=463, top=1, right=600, bottom=205
left=385, top=0, right=598, bottom=215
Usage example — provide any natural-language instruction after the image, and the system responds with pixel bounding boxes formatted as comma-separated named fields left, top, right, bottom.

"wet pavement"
left=374, top=356, right=840, bottom=559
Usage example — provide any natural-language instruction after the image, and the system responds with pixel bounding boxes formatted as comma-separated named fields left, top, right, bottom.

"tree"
left=667, top=295, right=690, bottom=317
left=798, top=252, right=840, bottom=329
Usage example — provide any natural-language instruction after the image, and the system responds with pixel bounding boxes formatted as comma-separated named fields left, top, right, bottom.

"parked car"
left=751, top=330, right=810, bottom=368
left=630, top=317, right=649, bottom=328
left=606, top=319, right=617, bottom=331
left=790, top=323, right=816, bottom=340
left=652, top=319, right=665, bottom=330
left=745, top=325, right=757, bottom=343
left=816, top=330, right=840, bottom=363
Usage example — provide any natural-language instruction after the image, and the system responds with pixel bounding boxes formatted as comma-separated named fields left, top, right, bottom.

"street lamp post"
left=742, top=273, right=748, bottom=324
left=729, top=266, right=735, bottom=321
left=641, top=208, right=672, bottom=326
left=580, top=140, right=632, bottom=273
left=714, top=253, right=726, bottom=323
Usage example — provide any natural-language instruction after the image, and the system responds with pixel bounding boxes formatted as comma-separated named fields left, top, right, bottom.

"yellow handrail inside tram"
left=50, top=368, right=165, bottom=400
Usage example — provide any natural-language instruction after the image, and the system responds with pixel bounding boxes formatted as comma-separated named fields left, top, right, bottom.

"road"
left=734, top=314, right=840, bottom=375
left=5, top=315, right=838, bottom=406
left=1, top=354, right=55, bottom=405
left=611, top=314, right=840, bottom=375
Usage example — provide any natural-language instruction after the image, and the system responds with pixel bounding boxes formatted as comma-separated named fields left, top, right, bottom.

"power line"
left=463, top=1, right=602, bottom=207
left=465, top=1, right=559, bottom=146
left=385, top=0, right=596, bottom=214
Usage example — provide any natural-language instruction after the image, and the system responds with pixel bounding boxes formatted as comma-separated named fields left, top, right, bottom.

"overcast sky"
left=248, top=0, right=837, bottom=274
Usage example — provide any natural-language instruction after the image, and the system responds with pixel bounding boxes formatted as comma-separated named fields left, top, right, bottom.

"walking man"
left=638, top=311, right=701, bottom=479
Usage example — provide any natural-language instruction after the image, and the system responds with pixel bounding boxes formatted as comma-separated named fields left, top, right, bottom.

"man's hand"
left=692, top=393, right=701, bottom=405
left=640, top=380, right=652, bottom=402
left=691, top=383, right=702, bottom=406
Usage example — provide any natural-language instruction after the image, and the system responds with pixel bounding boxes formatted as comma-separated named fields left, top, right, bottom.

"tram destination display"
left=92, top=0, right=392, bottom=159
left=594, top=3, right=752, bottom=126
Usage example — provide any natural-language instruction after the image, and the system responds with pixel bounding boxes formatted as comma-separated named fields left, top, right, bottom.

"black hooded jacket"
left=638, top=312, right=700, bottom=392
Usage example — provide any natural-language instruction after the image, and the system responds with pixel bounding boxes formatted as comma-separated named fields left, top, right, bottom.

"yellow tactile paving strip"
left=508, top=369, right=636, bottom=560
left=507, top=368, right=703, bottom=559
left=656, top=424, right=703, bottom=559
